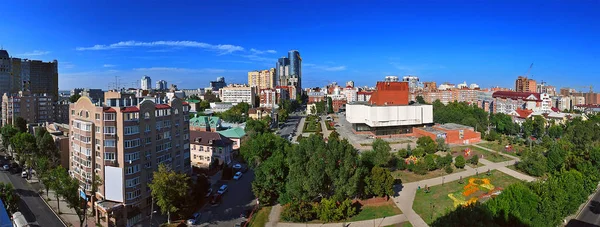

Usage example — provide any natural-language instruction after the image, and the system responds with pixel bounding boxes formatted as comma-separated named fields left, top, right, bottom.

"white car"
left=233, top=164, right=242, bottom=169
left=2, top=165, right=9, bottom=171
left=233, top=172, right=243, bottom=180
left=21, top=171, right=27, bottom=178
left=217, top=185, right=228, bottom=194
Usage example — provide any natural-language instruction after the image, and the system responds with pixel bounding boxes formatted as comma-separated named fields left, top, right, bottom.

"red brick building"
left=368, top=81, right=409, bottom=105
left=413, top=123, right=481, bottom=145
left=331, top=96, right=347, bottom=112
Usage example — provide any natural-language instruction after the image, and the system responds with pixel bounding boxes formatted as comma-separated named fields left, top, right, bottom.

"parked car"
left=2, top=165, right=9, bottom=171
left=186, top=218, right=197, bottom=225
left=233, top=164, right=242, bottom=169
left=217, top=185, right=228, bottom=194
left=21, top=171, right=27, bottom=178
left=205, top=188, right=213, bottom=198
left=233, top=172, right=243, bottom=180
left=234, top=221, right=247, bottom=227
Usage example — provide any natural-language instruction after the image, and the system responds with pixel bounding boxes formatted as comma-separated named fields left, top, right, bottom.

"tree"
left=548, top=125, right=563, bottom=139
left=413, top=161, right=428, bottom=175
left=516, top=151, right=547, bottom=177
left=416, top=95, right=426, bottom=104
left=188, top=94, right=201, bottom=100
left=327, top=97, right=334, bottom=114
left=241, top=133, right=288, bottom=168
left=38, top=133, right=60, bottom=165
left=0, top=183, right=20, bottom=214
left=436, top=137, right=449, bottom=152
left=280, top=201, right=315, bottom=222
left=315, top=101, right=327, bottom=115
left=69, top=94, right=81, bottom=103
left=469, top=155, right=479, bottom=165
left=35, top=156, right=52, bottom=197
left=365, top=166, right=394, bottom=198
left=417, top=136, right=437, bottom=154
left=371, top=139, right=391, bottom=167
left=252, top=151, right=288, bottom=205
left=203, top=90, right=220, bottom=102
left=148, top=164, right=190, bottom=224
left=10, top=132, right=37, bottom=167
left=15, top=117, right=27, bottom=133
left=424, top=154, right=438, bottom=171
left=199, top=100, right=210, bottom=111
left=0, top=125, right=18, bottom=150
left=62, top=175, right=87, bottom=227
left=454, top=155, right=466, bottom=169
left=245, top=118, right=270, bottom=137
left=315, top=198, right=356, bottom=222
left=48, top=166, right=70, bottom=213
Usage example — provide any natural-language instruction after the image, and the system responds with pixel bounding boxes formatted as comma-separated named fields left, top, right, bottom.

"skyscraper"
left=248, top=68, right=276, bottom=90
left=0, top=50, right=10, bottom=96
left=156, top=80, right=168, bottom=90
left=275, top=50, right=302, bottom=98
left=141, top=75, right=151, bottom=90
left=0, top=50, right=59, bottom=98
left=276, top=57, right=290, bottom=86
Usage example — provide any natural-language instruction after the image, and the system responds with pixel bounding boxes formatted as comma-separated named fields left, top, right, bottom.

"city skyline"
left=1, top=1, right=599, bottom=90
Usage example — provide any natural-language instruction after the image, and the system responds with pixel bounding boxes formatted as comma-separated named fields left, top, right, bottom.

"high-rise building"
left=141, top=76, right=152, bottom=90
left=0, top=50, right=59, bottom=98
left=2, top=91, right=68, bottom=126
left=208, top=77, right=227, bottom=92
left=71, top=88, right=105, bottom=103
left=402, top=76, right=420, bottom=91
left=276, top=57, right=290, bottom=87
left=69, top=91, right=190, bottom=226
left=155, top=80, right=167, bottom=90
left=0, top=50, right=10, bottom=96
left=276, top=50, right=302, bottom=97
left=515, top=76, right=537, bottom=92
left=248, top=68, right=276, bottom=90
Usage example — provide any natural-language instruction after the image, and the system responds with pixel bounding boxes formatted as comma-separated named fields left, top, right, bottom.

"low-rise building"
left=492, top=91, right=551, bottom=114
left=307, top=91, right=325, bottom=103
left=190, top=131, right=233, bottom=167
left=248, top=107, right=272, bottom=120
left=356, top=91, right=373, bottom=102
left=189, top=116, right=222, bottom=132
left=413, top=123, right=481, bottom=145
left=218, top=127, right=246, bottom=150
left=219, top=85, right=256, bottom=107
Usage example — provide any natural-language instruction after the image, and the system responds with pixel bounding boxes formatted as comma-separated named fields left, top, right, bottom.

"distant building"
left=276, top=50, right=302, bottom=96
left=181, top=88, right=205, bottom=98
left=492, top=91, right=551, bottom=114
left=413, top=123, right=481, bottom=145
left=248, top=68, right=276, bottom=90
left=330, top=95, right=347, bottom=112
left=1, top=91, right=67, bottom=125
left=0, top=50, right=59, bottom=99
left=343, top=86, right=359, bottom=103
left=402, top=76, right=420, bottom=91
left=189, top=115, right=222, bottom=132
left=307, top=91, right=325, bottom=104
left=71, top=88, right=104, bottom=103
left=346, top=81, right=355, bottom=88
left=357, top=91, right=374, bottom=102
left=219, top=85, right=256, bottom=107
left=141, top=75, right=151, bottom=90
left=190, top=131, right=233, bottom=167
left=384, top=76, right=399, bottom=82
left=209, top=102, right=234, bottom=113
left=515, top=76, right=536, bottom=92
left=423, top=82, right=437, bottom=92
left=155, top=80, right=168, bottom=90
left=208, top=77, right=227, bottom=92
left=248, top=107, right=272, bottom=120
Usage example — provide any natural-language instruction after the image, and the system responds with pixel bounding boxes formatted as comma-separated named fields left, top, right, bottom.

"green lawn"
left=303, top=120, right=321, bottom=132
left=248, top=206, right=272, bottom=227
left=360, top=140, right=412, bottom=146
left=412, top=170, right=522, bottom=224
left=478, top=141, right=525, bottom=157
left=346, top=203, right=402, bottom=222
left=392, top=167, right=465, bottom=183
left=451, top=145, right=512, bottom=163
left=384, top=222, right=412, bottom=227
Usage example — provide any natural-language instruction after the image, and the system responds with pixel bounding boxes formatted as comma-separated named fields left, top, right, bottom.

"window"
left=124, top=126, right=139, bottom=135
left=80, top=136, right=91, bottom=143
left=95, top=126, right=100, bottom=133
left=104, top=113, right=116, bottom=121
left=104, top=152, right=115, bottom=160
left=125, top=152, right=140, bottom=162
left=126, top=164, right=140, bottom=175
left=144, top=162, right=152, bottom=169
left=82, top=124, right=91, bottom=131
left=164, top=120, right=171, bottom=128
left=126, top=177, right=140, bottom=188
left=104, top=140, right=116, bottom=147
left=95, top=113, right=100, bottom=120
left=71, top=110, right=75, bottom=116
left=104, top=126, right=116, bottom=135
left=126, top=189, right=141, bottom=200
left=144, top=137, right=151, bottom=144
left=124, top=139, right=140, bottom=148
left=163, top=131, right=170, bottom=139
left=145, top=124, right=150, bottom=132
left=144, top=112, right=150, bottom=119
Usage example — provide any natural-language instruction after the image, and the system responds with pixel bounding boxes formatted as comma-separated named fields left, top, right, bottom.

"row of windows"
left=126, top=189, right=141, bottom=200
left=126, top=164, right=140, bottom=175
left=124, top=126, right=139, bottom=135
left=104, top=139, right=115, bottom=147
left=193, top=155, right=211, bottom=162
left=125, top=152, right=140, bottom=162
left=157, top=153, right=172, bottom=164
left=124, top=139, right=140, bottom=148
left=126, top=177, right=140, bottom=188
left=105, top=152, right=115, bottom=160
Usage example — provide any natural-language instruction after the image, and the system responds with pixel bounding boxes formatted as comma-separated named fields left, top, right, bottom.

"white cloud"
left=76, top=40, right=244, bottom=54
left=60, top=62, right=75, bottom=69
left=18, top=50, right=51, bottom=56
left=250, top=48, right=277, bottom=54
left=304, top=63, right=347, bottom=72
left=103, top=64, right=116, bottom=68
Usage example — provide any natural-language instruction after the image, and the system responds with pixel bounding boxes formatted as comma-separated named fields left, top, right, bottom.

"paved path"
left=471, top=143, right=522, bottom=162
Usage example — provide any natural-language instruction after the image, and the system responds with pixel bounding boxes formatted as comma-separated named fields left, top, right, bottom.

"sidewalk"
left=33, top=181, right=96, bottom=227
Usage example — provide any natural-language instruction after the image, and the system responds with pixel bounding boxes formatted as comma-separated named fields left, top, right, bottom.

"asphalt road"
left=568, top=190, right=600, bottom=227
left=0, top=159, right=65, bottom=227
left=277, top=115, right=302, bottom=141
left=196, top=170, right=256, bottom=227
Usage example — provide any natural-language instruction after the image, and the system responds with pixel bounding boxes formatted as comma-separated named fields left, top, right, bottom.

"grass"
left=384, top=222, right=412, bottom=227
left=346, top=203, right=402, bottom=222
left=391, top=167, right=466, bottom=183
left=412, top=170, right=523, bottom=225
left=248, top=206, right=272, bottom=227
left=451, top=145, right=512, bottom=163
left=360, top=140, right=412, bottom=146
left=303, top=120, right=321, bottom=132
left=467, top=162, right=484, bottom=168
left=478, top=141, right=525, bottom=157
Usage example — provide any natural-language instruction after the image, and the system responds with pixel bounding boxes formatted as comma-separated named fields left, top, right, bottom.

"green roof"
left=189, top=116, right=221, bottom=128
left=218, top=127, right=246, bottom=138
left=186, top=99, right=201, bottom=103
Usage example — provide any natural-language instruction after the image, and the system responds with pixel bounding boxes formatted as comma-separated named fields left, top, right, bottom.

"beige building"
left=248, top=68, right=276, bottom=90
left=69, top=92, right=190, bottom=227
left=0, top=50, right=59, bottom=98
left=219, top=85, right=256, bottom=107
left=2, top=91, right=68, bottom=126
left=190, top=130, right=233, bottom=167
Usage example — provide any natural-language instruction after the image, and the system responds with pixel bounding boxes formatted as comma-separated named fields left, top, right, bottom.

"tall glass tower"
left=288, top=50, right=301, bottom=89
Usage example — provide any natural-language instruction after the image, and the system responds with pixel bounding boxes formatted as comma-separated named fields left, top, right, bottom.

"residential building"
left=343, top=86, right=359, bottom=103
left=357, top=91, right=373, bottom=102
left=0, top=50, right=59, bottom=98
left=438, top=83, right=455, bottom=91
left=276, top=85, right=296, bottom=100
left=572, top=92, right=600, bottom=105
left=248, top=107, right=272, bottom=120
left=477, top=90, right=495, bottom=112
left=329, top=95, right=347, bottom=112
left=218, top=127, right=246, bottom=151
left=0, top=50, right=10, bottom=96
left=141, top=76, right=151, bottom=90
left=181, top=88, right=205, bottom=99
left=402, top=76, right=420, bottom=91
left=155, top=80, right=167, bottom=91
left=189, top=116, right=222, bottom=132
left=248, top=68, right=276, bottom=90
left=346, top=81, right=433, bottom=137
left=307, top=91, right=325, bottom=104
left=219, top=85, right=256, bottom=106
left=413, top=123, right=481, bottom=145
left=492, top=91, right=551, bottom=114
left=515, top=76, right=536, bottom=92
left=55, top=97, right=70, bottom=124
left=276, top=57, right=290, bottom=86
left=260, top=88, right=286, bottom=109
left=71, top=88, right=105, bottom=103
left=190, top=131, right=233, bottom=167
left=422, top=90, right=453, bottom=104
left=423, top=82, right=437, bottom=92
left=70, top=92, right=191, bottom=227
left=2, top=91, right=66, bottom=126
left=346, top=81, right=354, bottom=88
left=209, top=102, right=233, bottom=113
left=208, top=77, right=227, bottom=92
left=44, top=123, right=71, bottom=168
left=384, top=76, right=399, bottom=82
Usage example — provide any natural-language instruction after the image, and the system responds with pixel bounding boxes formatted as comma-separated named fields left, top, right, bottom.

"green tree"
left=547, top=125, right=563, bottom=139
left=315, top=198, right=356, bottom=222
left=10, top=132, right=37, bottom=166
left=469, top=155, right=479, bottom=165
left=69, top=94, right=81, bottom=103
left=516, top=151, right=547, bottom=177
left=546, top=145, right=567, bottom=173
left=327, top=97, right=334, bottom=113
left=522, top=118, right=534, bottom=139
left=0, top=183, right=20, bottom=214
left=252, top=151, right=288, bottom=205
left=454, top=155, right=466, bottom=169
left=371, top=139, right=391, bottom=167
left=364, top=166, right=394, bottom=197
left=281, top=201, right=315, bottom=222
left=416, top=95, right=426, bottom=104
left=397, top=149, right=409, bottom=159
left=38, top=133, right=60, bottom=165
left=424, top=154, right=438, bottom=171
left=199, top=100, right=210, bottom=111
left=417, top=136, right=437, bottom=154
left=48, top=166, right=70, bottom=213
left=15, top=117, right=27, bottom=133
left=0, top=125, right=18, bottom=150
left=413, top=161, right=428, bottom=175
left=241, top=133, right=288, bottom=168
left=436, top=137, right=449, bottom=152
left=245, top=118, right=270, bottom=137
left=203, top=90, right=220, bottom=102
left=35, top=156, right=52, bottom=197
left=62, top=175, right=87, bottom=227
left=188, top=94, right=200, bottom=100
left=148, top=164, right=190, bottom=224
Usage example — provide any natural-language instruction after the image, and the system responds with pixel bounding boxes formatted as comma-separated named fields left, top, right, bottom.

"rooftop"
left=437, top=123, right=474, bottom=131
left=218, top=127, right=246, bottom=139
left=190, top=130, right=233, bottom=146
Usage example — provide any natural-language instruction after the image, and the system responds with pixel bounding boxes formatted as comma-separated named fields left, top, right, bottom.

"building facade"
left=0, top=50, right=59, bottom=98
left=141, top=76, right=151, bottom=90
left=515, top=76, right=536, bottom=92
left=248, top=68, right=276, bottom=90
left=1, top=91, right=67, bottom=126
left=276, top=50, right=302, bottom=95
left=492, top=91, right=551, bottom=114
left=190, top=131, right=232, bottom=167
left=219, top=85, right=256, bottom=107
left=155, top=80, right=167, bottom=91
left=69, top=93, right=190, bottom=227
left=71, top=88, right=105, bottom=103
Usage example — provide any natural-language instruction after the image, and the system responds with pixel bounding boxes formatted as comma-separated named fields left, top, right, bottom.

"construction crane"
left=523, top=63, right=534, bottom=78
left=579, top=85, right=594, bottom=94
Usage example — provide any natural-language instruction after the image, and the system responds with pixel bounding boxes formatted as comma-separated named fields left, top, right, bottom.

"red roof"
left=103, top=107, right=116, bottom=113
left=357, top=91, right=373, bottom=95
left=575, top=104, right=600, bottom=108
left=492, top=91, right=540, bottom=100
left=515, top=109, right=533, bottom=118
left=121, top=107, right=139, bottom=113
left=155, top=104, right=171, bottom=109
left=182, top=102, right=190, bottom=106
left=551, top=107, right=560, bottom=112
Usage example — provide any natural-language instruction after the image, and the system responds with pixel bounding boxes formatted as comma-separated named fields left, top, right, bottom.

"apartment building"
left=515, top=76, right=536, bottom=92
left=0, top=50, right=59, bottom=99
left=260, top=88, right=288, bottom=109
left=343, top=86, right=359, bottom=103
left=71, top=88, right=105, bottom=103
left=248, top=68, right=276, bottom=90
left=69, top=92, right=190, bottom=227
left=357, top=91, right=373, bottom=102
left=307, top=91, right=325, bottom=104
left=1, top=91, right=68, bottom=126
left=190, top=131, right=233, bottom=168
left=492, top=91, right=551, bottom=114
left=219, top=85, right=256, bottom=107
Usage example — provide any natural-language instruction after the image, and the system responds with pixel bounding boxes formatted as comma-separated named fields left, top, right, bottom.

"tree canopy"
left=148, top=164, right=190, bottom=224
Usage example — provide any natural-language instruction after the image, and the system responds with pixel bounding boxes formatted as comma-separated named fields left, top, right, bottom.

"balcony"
left=104, top=160, right=118, bottom=167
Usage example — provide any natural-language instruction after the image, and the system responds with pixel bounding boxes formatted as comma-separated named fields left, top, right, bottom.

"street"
left=568, top=189, right=600, bottom=227
left=0, top=155, right=65, bottom=227
left=277, top=114, right=302, bottom=141
left=197, top=170, right=256, bottom=227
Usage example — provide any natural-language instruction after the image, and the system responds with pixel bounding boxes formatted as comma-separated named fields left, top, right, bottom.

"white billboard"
left=105, top=166, right=124, bottom=202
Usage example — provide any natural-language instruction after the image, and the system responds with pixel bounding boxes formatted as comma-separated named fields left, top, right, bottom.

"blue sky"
left=1, top=0, right=598, bottom=91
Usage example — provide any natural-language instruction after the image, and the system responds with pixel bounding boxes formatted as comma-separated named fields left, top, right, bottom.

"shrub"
left=396, top=159, right=407, bottom=170
left=469, top=155, right=479, bottom=165
left=281, top=201, right=316, bottom=222
left=424, top=154, right=438, bottom=171
left=413, top=161, right=428, bottom=175
left=445, top=165, right=454, bottom=174
left=397, top=149, right=409, bottom=158
left=455, top=155, right=466, bottom=169
left=315, top=198, right=356, bottom=222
